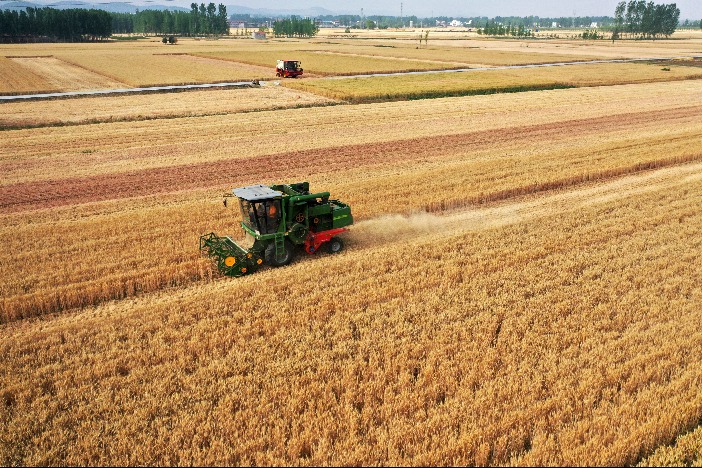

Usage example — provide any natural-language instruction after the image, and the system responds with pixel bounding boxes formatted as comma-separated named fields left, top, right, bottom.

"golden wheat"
left=2, top=81, right=702, bottom=323
left=639, top=425, right=702, bottom=466
left=1, top=174, right=700, bottom=465
left=282, top=62, right=702, bottom=101
left=1, top=40, right=702, bottom=464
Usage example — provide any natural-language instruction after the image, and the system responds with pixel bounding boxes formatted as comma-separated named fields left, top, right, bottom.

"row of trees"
left=477, top=22, right=534, bottom=37
left=272, top=17, right=318, bottom=37
left=111, top=3, right=228, bottom=36
left=0, top=7, right=111, bottom=41
left=612, top=1, right=680, bottom=39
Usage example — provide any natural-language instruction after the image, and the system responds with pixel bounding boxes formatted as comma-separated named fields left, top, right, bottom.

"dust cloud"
left=348, top=211, right=450, bottom=245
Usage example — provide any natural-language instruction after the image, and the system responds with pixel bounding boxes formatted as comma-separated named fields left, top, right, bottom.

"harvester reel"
left=200, top=232, right=259, bottom=277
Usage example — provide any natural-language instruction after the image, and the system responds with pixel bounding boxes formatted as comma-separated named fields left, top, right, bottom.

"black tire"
left=265, top=240, right=295, bottom=267
left=327, top=237, right=344, bottom=254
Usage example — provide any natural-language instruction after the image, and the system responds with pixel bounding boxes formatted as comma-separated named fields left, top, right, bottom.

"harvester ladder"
left=274, top=233, right=285, bottom=261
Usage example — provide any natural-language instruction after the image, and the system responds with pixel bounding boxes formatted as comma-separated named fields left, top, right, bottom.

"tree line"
left=0, top=3, right=227, bottom=42
left=272, top=17, right=318, bottom=38
left=111, top=3, right=228, bottom=36
left=0, top=7, right=111, bottom=42
left=477, top=22, right=534, bottom=37
left=612, top=1, right=680, bottom=39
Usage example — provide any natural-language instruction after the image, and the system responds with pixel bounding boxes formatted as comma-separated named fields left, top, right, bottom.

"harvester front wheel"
left=265, top=240, right=295, bottom=267
left=328, top=237, right=344, bottom=254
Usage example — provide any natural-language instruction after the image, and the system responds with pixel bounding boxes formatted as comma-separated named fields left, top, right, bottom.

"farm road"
left=2, top=55, right=700, bottom=101
left=350, top=161, right=702, bottom=247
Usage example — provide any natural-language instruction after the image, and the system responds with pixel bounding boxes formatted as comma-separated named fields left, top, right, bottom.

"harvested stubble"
left=423, top=35, right=702, bottom=60
left=0, top=86, right=337, bottom=129
left=0, top=173, right=701, bottom=465
left=0, top=40, right=276, bottom=94
left=0, top=56, right=59, bottom=95
left=1, top=81, right=702, bottom=322
left=7, top=56, right=127, bottom=92
left=282, top=62, right=702, bottom=102
left=195, top=49, right=461, bottom=76
left=57, top=51, right=271, bottom=87
left=3, top=80, right=701, bottom=186
left=308, top=41, right=601, bottom=66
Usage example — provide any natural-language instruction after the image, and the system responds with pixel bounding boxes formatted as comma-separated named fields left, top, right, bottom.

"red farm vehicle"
left=276, top=60, right=303, bottom=78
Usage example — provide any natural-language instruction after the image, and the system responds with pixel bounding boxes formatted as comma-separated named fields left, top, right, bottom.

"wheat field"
left=1, top=36, right=702, bottom=466
left=283, top=61, right=702, bottom=102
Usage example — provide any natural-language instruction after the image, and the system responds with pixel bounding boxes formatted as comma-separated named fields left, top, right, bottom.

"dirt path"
left=350, top=161, right=702, bottom=245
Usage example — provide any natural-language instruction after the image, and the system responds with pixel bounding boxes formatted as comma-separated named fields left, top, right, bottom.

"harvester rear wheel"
left=327, top=237, right=344, bottom=254
left=265, top=240, right=295, bottom=267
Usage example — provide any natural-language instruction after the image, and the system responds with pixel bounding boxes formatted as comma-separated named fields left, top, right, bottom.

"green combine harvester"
left=200, top=182, right=353, bottom=277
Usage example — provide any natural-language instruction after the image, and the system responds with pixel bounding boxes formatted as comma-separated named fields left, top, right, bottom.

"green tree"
left=272, top=16, right=318, bottom=38
left=613, top=1, right=626, bottom=40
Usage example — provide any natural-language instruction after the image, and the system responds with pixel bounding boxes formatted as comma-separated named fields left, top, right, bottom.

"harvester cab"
left=200, top=182, right=352, bottom=277
left=276, top=60, right=303, bottom=78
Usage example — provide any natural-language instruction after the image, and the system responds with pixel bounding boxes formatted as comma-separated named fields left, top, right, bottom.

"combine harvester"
left=275, top=60, right=303, bottom=78
left=200, top=182, right=353, bottom=277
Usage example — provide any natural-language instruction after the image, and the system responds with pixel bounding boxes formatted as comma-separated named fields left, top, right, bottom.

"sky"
left=221, top=0, right=702, bottom=19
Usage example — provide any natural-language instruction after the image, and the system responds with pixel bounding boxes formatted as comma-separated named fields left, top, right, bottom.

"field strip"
left=9, top=56, right=127, bottom=91
left=310, top=50, right=472, bottom=66
left=322, top=55, right=702, bottom=79
left=0, top=81, right=260, bottom=102
left=0, top=85, right=337, bottom=130
left=345, top=161, right=702, bottom=249
left=3, top=56, right=700, bottom=101
left=2, top=161, right=699, bottom=324
left=2, top=104, right=701, bottom=213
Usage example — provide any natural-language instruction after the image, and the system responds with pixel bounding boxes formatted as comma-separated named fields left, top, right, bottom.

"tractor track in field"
left=2, top=104, right=702, bottom=214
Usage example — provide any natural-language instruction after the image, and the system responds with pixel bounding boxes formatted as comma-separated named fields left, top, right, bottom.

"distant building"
left=590, top=22, right=598, bottom=28
left=450, top=20, right=463, bottom=27
left=252, top=31, right=266, bottom=40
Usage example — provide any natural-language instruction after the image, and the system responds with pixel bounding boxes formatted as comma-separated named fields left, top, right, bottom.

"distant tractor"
left=276, top=59, right=303, bottom=78
left=200, top=182, right=353, bottom=277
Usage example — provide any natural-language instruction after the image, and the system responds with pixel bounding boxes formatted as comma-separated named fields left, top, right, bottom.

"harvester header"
left=200, top=182, right=352, bottom=277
